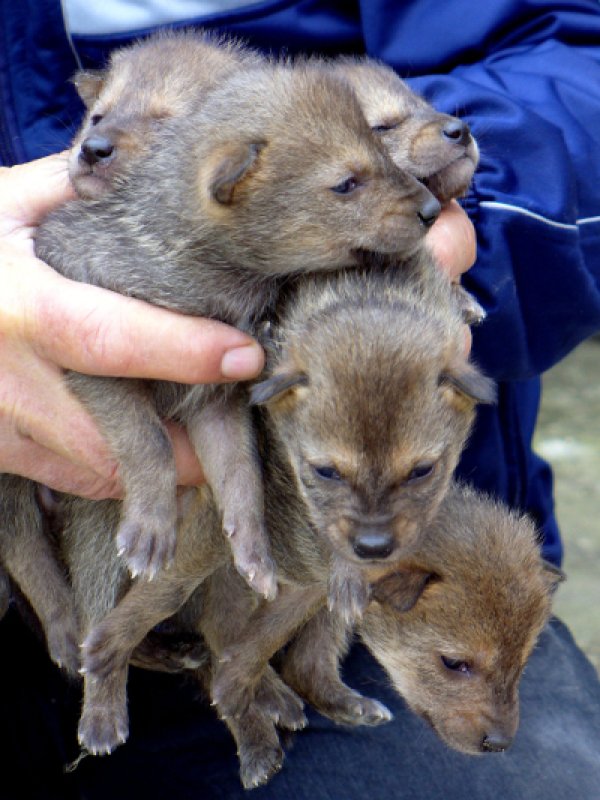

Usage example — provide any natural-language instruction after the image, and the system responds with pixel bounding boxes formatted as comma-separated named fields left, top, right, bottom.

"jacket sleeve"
left=359, top=0, right=600, bottom=380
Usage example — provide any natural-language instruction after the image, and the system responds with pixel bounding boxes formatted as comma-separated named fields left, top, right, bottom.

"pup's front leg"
left=327, top=554, right=371, bottom=625
left=281, top=606, right=392, bottom=727
left=78, top=568, right=204, bottom=754
left=67, top=374, right=178, bottom=578
left=225, top=699, right=287, bottom=790
left=0, top=474, right=80, bottom=674
left=186, top=390, right=277, bottom=600
left=79, top=657, right=129, bottom=755
left=211, top=583, right=323, bottom=721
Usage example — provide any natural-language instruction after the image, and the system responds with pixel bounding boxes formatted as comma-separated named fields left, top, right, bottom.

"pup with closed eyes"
left=0, top=30, right=261, bottom=674
left=69, top=29, right=263, bottom=199
left=330, top=57, right=479, bottom=203
left=328, top=56, right=484, bottom=325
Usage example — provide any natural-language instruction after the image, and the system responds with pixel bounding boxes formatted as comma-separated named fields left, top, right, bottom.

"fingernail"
left=220, top=344, right=264, bottom=380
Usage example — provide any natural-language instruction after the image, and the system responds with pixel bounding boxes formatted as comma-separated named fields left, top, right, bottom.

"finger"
left=0, top=337, right=119, bottom=476
left=425, top=200, right=476, bottom=282
left=0, top=433, right=121, bottom=500
left=464, top=325, right=472, bottom=356
left=0, top=153, right=76, bottom=232
left=164, top=422, right=206, bottom=487
left=24, top=264, right=265, bottom=383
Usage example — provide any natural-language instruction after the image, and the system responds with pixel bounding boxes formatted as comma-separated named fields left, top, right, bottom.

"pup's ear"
left=250, top=372, right=308, bottom=407
left=209, top=142, right=265, bottom=205
left=371, top=569, right=437, bottom=613
left=440, top=362, right=496, bottom=409
left=542, top=559, right=566, bottom=594
left=71, top=70, right=106, bottom=107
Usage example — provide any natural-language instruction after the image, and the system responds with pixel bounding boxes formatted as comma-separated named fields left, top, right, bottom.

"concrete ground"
left=534, top=336, right=600, bottom=673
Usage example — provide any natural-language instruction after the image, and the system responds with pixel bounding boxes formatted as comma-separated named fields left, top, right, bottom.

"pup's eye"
left=90, top=114, right=104, bottom=126
left=406, top=462, right=435, bottom=483
left=331, top=177, right=359, bottom=194
left=312, top=465, right=343, bottom=481
left=441, top=655, right=471, bottom=674
left=372, top=122, right=399, bottom=133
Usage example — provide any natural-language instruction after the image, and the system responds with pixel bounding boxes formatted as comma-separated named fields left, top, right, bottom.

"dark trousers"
left=2, top=610, right=599, bottom=800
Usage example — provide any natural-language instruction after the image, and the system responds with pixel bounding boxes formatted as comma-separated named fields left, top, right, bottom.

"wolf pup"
left=251, top=257, right=493, bottom=621
left=332, top=57, right=479, bottom=202
left=329, top=56, right=483, bottom=324
left=69, top=29, right=262, bottom=198
left=280, top=482, right=562, bottom=758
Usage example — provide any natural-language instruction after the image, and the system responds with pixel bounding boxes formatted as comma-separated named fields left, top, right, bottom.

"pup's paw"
left=116, top=503, right=177, bottom=579
left=223, top=516, right=278, bottom=601
left=452, top=284, right=486, bottom=326
left=131, top=630, right=209, bottom=673
left=77, top=703, right=129, bottom=755
left=323, top=692, right=393, bottom=728
left=239, top=742, right=284, bottom=790
left=255, top=670, right=307, bottom=732
left=213, top=654, right=256, bottom=720
left=46, top=611, right=81, bottom=677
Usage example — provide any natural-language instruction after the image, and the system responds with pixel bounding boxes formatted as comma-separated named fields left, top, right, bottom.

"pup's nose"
left=442, top=118, right=471, bottom=147
left=80, top=136, right=115, bottom=165
left=417, top=195, right=441, bottom=228
left=481, top=731, right=513, bottom=753
left=352, top=530, right=395, bottom=560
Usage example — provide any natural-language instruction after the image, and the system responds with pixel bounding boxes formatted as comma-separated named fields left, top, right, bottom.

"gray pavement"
left=535, top=336, right=600, bottom=673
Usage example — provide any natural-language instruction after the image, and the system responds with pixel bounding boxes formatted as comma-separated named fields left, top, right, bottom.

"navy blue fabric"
left=2, top=0, right=600, bottom=563
left=2, top=608, right=600, bottom=799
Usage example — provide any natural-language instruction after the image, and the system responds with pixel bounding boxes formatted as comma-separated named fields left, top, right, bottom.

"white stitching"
left=478, top=201, right=600, bottom=230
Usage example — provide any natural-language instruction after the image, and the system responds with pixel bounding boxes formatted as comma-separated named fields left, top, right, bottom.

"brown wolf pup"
left=69, top=29, right=262, bottom=198
left=330, top=57, right=479, bottom=203
left=280, top=483, right=562, bottom=757
left=328, top=56, right=483, bottom=324
left=56, top=262, right=490, bottom=769
left=2, top=30, right=258, bottom=667
left=36, top=60, right=437, bottom=599
left=249, top=254, right=493, bottom=624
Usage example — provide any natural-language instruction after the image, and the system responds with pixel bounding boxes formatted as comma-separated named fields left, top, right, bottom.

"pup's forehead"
left=343, top=63, right=431, bottom=115
left=415, top=560, right=552, bottom=665
left=301, top=430, right=444, bottom=477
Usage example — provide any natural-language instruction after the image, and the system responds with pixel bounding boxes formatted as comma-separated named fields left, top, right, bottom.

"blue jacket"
left=2, top=0, right=600, bottom=564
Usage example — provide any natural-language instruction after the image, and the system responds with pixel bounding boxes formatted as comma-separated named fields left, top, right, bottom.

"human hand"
left=425, top=199, right=477, bottom=352
left=426, top=199, right=476, bottom=282
left=0, top=153, right=264, bottom=498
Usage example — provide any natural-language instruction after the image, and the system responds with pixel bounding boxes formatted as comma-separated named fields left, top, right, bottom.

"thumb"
left=26, top=262, right=265, bottom=384
left=0, top=152, right=76, bottom=230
